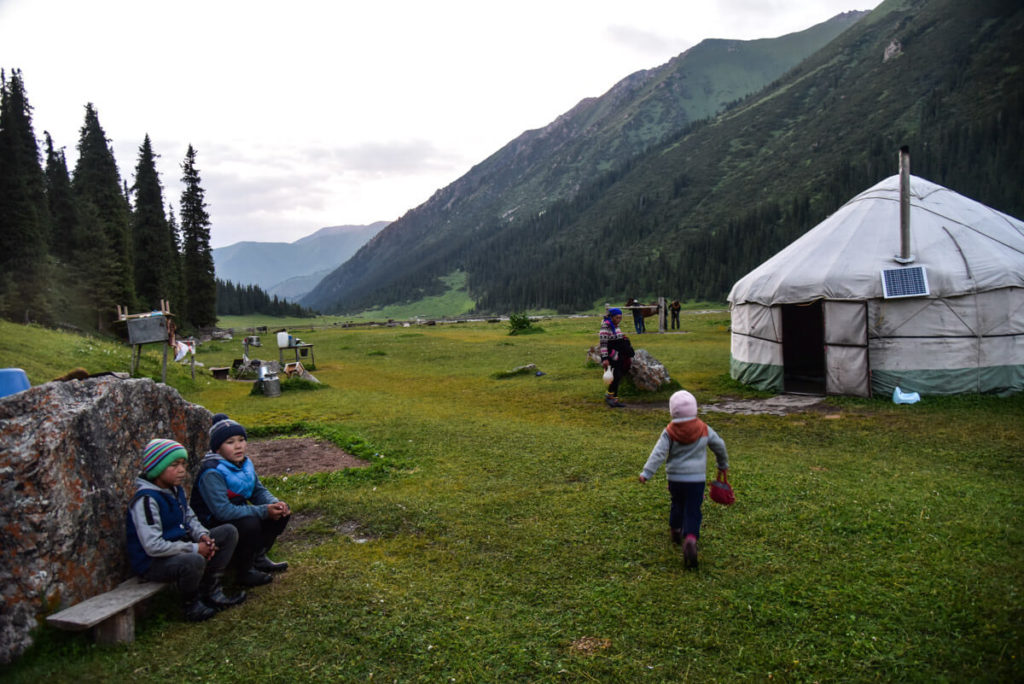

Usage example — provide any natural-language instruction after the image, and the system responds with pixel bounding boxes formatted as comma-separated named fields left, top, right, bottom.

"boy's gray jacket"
left=128, top=477, right=208, bottom=557
left=640, top=425, right=729, bottom=483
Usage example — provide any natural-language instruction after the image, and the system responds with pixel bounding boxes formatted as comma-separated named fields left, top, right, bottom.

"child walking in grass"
left=639, top=390, right=729, bottom=569
left=190, top=414, right=291, bottom=587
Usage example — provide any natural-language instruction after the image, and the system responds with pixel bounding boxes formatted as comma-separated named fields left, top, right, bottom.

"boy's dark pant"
left=228, top=514, right=290, bottom=572
left=143, top=524, right=238, bottom=596
left=667, top=481, right=705, bottom=538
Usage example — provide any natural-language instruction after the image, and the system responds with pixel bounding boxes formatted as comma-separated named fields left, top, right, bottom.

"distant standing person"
left=627, top=298, right=645, bottom=334
left=638, top=390, right=729, bottom=569
left=599, top=307, right=633, bottom=408
left=670, top=300, right=681, bottom=330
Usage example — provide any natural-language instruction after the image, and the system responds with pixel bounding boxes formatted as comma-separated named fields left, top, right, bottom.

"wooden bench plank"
left=46, top=577, right=168, bottom=632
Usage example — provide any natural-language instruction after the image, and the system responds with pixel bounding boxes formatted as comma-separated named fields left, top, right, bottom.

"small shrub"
left=508, top=312, right=544, bottom=335
left=508, top=312, right=532, bottom=334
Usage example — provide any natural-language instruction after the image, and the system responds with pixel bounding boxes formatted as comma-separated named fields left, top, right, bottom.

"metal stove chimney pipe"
left=896, top=146, right=914, bottom=263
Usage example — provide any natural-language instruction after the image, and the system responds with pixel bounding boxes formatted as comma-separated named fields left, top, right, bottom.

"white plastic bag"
left=602, top=367, right=614, bottom=386
left=892, top=386, right=921, bottom=404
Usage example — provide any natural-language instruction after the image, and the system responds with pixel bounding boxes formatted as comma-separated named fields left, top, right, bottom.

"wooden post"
left=658, top=297, right=667, bottom=333
left=161, top=339, right=168, bottom=384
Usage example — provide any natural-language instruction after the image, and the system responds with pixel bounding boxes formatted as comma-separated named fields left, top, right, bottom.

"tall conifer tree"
left=72, top=103, right=135, bottom=322
left=165, top=203, right=184, bottom=319
left=44, top=132, right=83, bottom=263
left=130, top=135, right=176, bottom=310
left=0, top=69, right=53, bottom=323
left=179, top=145, right=216, bottom=328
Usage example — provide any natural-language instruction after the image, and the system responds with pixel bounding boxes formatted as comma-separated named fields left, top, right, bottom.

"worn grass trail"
left=3, top=316, right=1022, bottom=682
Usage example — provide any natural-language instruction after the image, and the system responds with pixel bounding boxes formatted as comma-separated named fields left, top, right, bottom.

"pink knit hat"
left=669, top=390, right=698, bottom=420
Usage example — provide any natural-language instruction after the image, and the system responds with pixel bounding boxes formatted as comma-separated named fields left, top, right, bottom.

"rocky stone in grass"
left=584, top=346, right=672, bottom=392
left=628, top=349, right=672, bottom=391
left=0, top=376, right=211, bottom=664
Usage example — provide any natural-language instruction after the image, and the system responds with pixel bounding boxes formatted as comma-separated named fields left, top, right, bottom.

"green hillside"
left=302, top=12, right=866, bottom=313
left=463, top=0, right=1024, bottom=311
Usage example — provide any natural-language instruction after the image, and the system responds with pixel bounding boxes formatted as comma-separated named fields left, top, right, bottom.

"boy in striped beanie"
left=126, top=438, right=246, bottom=621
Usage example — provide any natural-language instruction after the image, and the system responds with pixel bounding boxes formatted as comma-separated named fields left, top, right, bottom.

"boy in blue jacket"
left=639, top=391, right=729, bottom=569
left=190, top=415, right=291, bottom=587
left=126, top=439, right=246, bottom=621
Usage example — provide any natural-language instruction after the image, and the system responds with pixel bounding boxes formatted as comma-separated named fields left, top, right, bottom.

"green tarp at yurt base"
left=728, top=173, right=1024, bottom=397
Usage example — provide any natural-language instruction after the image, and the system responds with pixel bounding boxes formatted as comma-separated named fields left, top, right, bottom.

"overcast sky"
left=1, top=0, right=879, bottom=248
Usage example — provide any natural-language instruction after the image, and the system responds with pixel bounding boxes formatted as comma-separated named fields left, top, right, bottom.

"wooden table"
left=279, top=343, right=315, bottom=369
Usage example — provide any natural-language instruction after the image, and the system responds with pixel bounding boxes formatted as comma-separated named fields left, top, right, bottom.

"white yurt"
left=728, top=163, right=1024, bottom=397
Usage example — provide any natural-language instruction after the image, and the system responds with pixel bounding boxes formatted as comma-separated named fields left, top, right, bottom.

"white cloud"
left=1, top=0, right=880, bottom=247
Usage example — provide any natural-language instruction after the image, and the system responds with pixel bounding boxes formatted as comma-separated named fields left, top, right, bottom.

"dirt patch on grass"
left=246, top=437, right=370, bottom=476
left=625, top=394, right=833, bottom=416
left=703, top=394, right=829, bottom=416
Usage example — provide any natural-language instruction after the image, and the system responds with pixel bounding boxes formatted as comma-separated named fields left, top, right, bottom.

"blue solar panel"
left=881, top=266, right=929, bottom=299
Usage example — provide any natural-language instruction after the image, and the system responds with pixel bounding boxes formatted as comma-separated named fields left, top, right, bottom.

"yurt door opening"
left=782, top=301, right=826, bottom=394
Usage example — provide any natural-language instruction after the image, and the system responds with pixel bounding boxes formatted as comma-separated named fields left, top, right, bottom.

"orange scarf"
left=665, top=419, right=708, bottom=445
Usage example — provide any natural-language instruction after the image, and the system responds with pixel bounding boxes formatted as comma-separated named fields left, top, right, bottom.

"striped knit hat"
left=141, top=439, right=188, bottom=480
left=209, top=414, right=247, bottom=453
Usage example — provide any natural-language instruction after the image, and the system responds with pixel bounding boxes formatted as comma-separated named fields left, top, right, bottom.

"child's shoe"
left=670, top=528, right=682, bottom=546
left=183, top=597, right=217, bottom=622
left=201, top=574, right=247, bottom=609
left=683, top=535, right=699, bottom=569
left=238, top=568, right=274, bottom=587
left=254, top=551, right=289, bottom=573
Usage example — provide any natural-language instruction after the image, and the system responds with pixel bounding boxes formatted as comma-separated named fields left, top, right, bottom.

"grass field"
left=2, top=315, right=1022, bottom=682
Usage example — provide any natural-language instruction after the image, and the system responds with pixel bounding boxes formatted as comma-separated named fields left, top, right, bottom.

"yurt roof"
left=728, top=175, right=1024, bottom=306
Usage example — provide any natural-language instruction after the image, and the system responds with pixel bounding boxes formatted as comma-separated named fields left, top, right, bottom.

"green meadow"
left=1, top=314, right=1022, bottom=682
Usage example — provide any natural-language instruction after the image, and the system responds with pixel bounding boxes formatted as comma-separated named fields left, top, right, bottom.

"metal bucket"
left=261, top=377, right=281, bottom=397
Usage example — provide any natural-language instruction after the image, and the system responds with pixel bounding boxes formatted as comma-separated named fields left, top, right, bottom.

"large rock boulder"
left=628, top=349, right=672, bottom=391
left=584, top=346, right=672, bottom=391
left=0, top=377, right=211, bottom=663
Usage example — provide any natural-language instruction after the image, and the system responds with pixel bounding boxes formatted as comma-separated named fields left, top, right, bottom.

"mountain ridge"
left=302, top=12, right=867, bottom=312
left=213, top=221, right=388, bottom=298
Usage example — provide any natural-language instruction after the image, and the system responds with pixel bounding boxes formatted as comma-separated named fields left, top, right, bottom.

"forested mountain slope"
left=464, top=0, right=1024, bottom=311
left=302, top=12, right=866, bottom=312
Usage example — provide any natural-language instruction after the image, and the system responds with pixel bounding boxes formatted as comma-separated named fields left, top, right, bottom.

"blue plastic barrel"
left=0, top=368, right=30, bottom=398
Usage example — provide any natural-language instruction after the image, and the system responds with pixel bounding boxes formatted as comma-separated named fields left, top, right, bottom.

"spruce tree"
left=179, top=144, right=216, bottom=328
left=44, top=131, right=101, bottom=329
left=44, top=132, right=83, bottom=263
left=165, top=203, right=184, bottom=319
left=0, top=69, right=53, bottom=323
left=130, top=135, right=176, bottom=310
left=72, top=103, right=135, bottom=322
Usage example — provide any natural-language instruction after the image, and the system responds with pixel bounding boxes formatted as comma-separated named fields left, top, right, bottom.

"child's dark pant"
left=229, top=514, right=290, bottom=572
left=667, top=481, right=705, bottom=538
left=143, top=524, right=238, bottom=596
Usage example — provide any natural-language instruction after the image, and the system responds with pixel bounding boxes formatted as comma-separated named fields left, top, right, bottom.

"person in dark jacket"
left=191, top=415, right=291, bottom=587
left=126, top=439, right=245, bottom=622
left=599, top=307, right=633, bottom=408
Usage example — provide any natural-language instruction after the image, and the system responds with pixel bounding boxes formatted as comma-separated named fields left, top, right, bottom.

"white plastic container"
left=277, top=331, right=290, bottom=347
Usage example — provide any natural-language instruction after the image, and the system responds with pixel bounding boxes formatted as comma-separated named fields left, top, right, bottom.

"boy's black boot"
left=238, top=568, right=274, bottom=587
left=254, top=548, right=288, bottom=573
left=201, top=574, right=247, bottom=610
left=182, top=594, right=217, bottom=622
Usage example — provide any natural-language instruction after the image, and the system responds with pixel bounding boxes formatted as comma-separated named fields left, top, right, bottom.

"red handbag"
left=709, top=472, right=735, bottom=506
